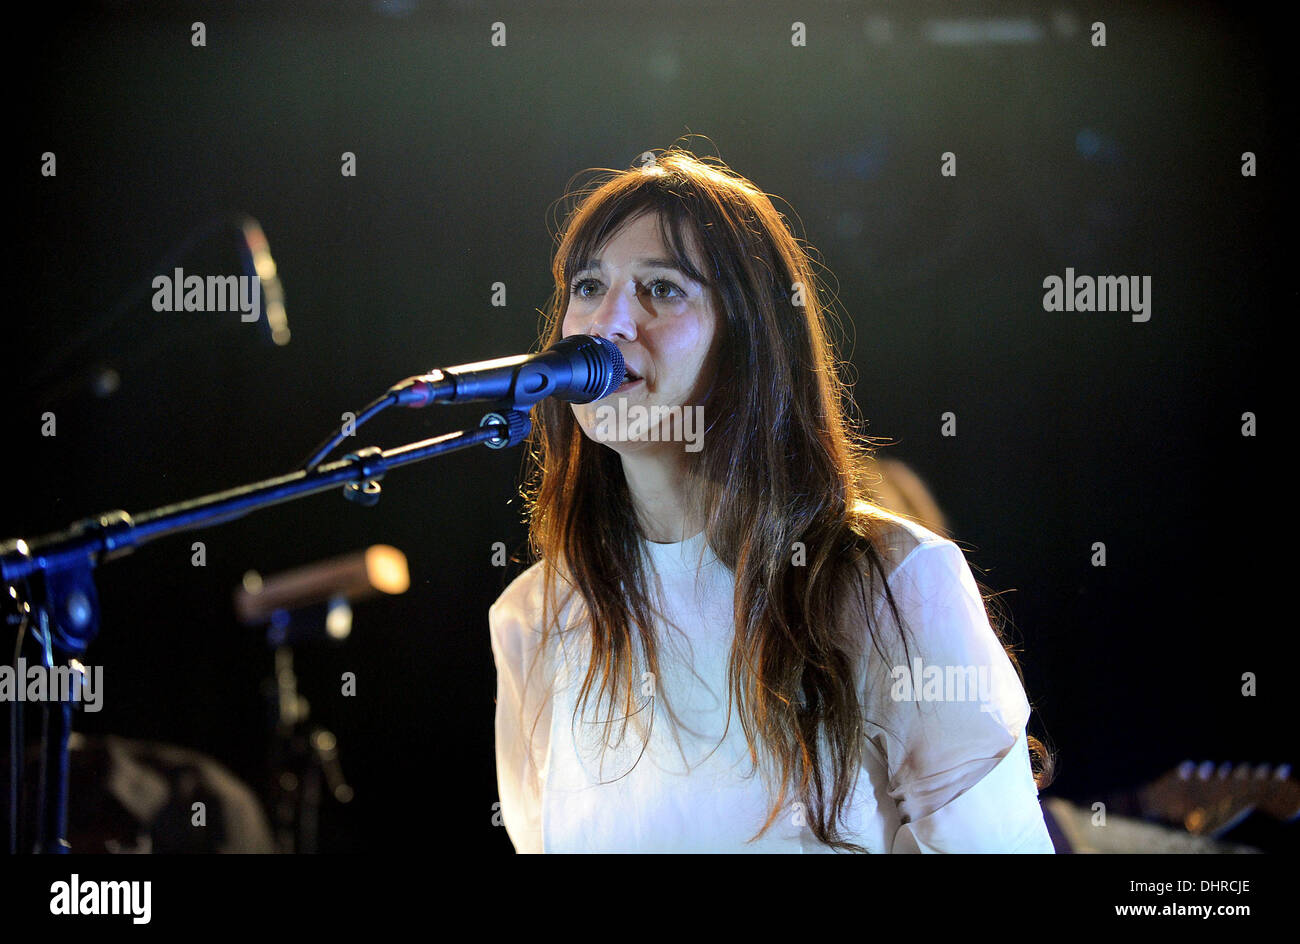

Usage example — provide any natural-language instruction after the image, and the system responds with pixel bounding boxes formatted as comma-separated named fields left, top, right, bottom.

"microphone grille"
left=588, top=336, right=625, bottom=400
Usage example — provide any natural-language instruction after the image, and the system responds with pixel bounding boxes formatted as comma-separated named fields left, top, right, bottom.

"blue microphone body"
left=390, top=335, right=625, bottom=410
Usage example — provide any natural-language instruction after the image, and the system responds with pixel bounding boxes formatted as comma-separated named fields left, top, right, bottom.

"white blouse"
left=489, top=509, right=1054, bottom=853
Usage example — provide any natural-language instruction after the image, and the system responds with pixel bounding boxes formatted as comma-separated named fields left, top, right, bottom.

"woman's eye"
left=570, top=276, right=683, bottom=299
left=647, top=279, right=684, bottom=299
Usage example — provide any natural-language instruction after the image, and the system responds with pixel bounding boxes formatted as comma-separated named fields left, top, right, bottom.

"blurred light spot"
left=864, top=16, right=893, bottom=44
left=365, top=544, right=410, bottom=595
left=925, top=18, right=1044, bottom=44
left=326, top=597, right=352, bottom=640
left=93, top=367, right=120, bottom=398
left=267, top=298, right=290, bottom=346
left=813, top=139, right=888, bottom=181
left=836, top=210, right=864, bottom=240
left=1051, top=10, right=1080, bottom=38
left=1075, top=129, right=1101, bottom=158
left=648, top=49, right=679, bottom=82
left=371, top=0, right=418, bottom=17
left=1075, top=128, right=1123, bottom=165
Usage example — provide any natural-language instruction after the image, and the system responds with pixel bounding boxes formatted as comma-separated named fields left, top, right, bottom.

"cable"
left=31, top=614, right=53, bottom=853
left=8, top=598, right=28, bottom=855
left=299, top=394, right=398, bottom=473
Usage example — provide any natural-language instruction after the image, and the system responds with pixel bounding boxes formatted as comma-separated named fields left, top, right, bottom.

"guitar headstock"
left=1138, top=761, right=1298, bottom=836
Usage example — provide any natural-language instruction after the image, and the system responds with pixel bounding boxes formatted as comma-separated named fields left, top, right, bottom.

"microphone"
left=233, top=544, right=410, bottom=636
left=236, top=216, right=290, bottom=347
left=388, top=335, right=625, bottom=409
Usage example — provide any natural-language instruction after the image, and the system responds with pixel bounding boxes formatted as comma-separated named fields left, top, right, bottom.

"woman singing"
left=490, top=146, right=1055, bottom=853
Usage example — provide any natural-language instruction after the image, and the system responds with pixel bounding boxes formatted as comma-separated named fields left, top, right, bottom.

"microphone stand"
left=263, top=602, right=356, bottom=854
left=0, top=408, right=531, bottom=853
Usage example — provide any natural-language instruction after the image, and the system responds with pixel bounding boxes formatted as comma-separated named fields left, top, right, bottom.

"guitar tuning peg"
left=1216, top=762, right=1232, bottom=779
left=1232, top=762, right=1251, bottom=779
left=1177, top=760, right=1195, bottom=779
left=1253, top=763, right=1271, bottom=780
left=1275, top=763, right=1292, bottom=781
left=1196, top=761, right=1214, bottom=780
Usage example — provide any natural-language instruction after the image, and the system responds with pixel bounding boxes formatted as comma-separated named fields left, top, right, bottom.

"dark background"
left=8, top=0, right=1287, bottom=853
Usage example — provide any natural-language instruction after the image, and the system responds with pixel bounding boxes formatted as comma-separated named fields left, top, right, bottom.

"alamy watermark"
left=0, top=658, right=103, bottom=711
left=593, top=401, right=705, bottom=452
left=889, top=658, right=996, bottom=712
left=152, top=267, right=261, bottom=323
left=50, top=874, right=150, bottom=924
left=1042, top=267, right=1151, bottom=322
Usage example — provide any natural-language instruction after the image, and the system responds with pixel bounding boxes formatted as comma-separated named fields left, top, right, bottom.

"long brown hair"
left=519, top=142, right=1053, bottom=851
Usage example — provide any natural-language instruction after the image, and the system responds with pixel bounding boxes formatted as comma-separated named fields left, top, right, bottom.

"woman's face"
left=561, top=211, right=721, bottom=456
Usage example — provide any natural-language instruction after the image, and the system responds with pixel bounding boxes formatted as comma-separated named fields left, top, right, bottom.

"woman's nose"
left=586, top=281, right=638, bottom=342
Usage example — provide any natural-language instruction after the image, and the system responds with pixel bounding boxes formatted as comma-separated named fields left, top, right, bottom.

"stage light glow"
left=365, top=544, right=411, bottom=595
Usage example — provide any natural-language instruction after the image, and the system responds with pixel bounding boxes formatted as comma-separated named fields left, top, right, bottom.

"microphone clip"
left=479, top=410, right=532, bottom=449
left=341, top=448, right=385, bottom=507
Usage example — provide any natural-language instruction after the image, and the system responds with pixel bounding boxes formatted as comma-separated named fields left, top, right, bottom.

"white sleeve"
left=488, top=585, right=552, bottom=854
left=861, top=540, right=1054, bottom=853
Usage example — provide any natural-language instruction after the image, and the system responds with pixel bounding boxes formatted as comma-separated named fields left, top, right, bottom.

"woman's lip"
left=613, top=378, right=643, bottom=393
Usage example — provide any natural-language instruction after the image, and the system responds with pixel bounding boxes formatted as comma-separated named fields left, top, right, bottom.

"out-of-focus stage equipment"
left=235, top=546, right=409, bottom=853
left=234, top=544, right=409, bottom=637
left=28, top=214, right=289, bottom=407
left=1, top=334, right=623, bottom=852
left=16, top=734, right=274, bottom=854
left=236, top=216, right=290, bottom=347
left=1043, top=760, right=1297, bottom=853
left=1133, top=760, right=1297, bottom=837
